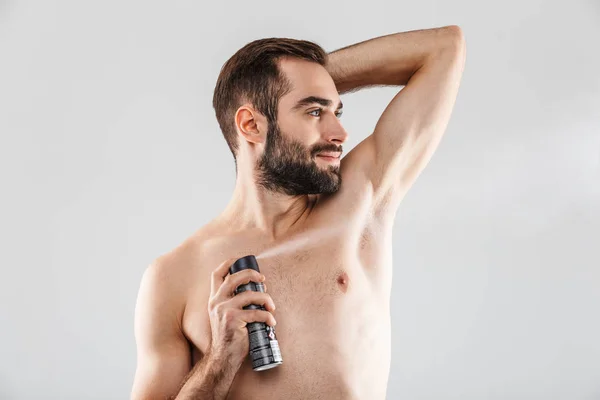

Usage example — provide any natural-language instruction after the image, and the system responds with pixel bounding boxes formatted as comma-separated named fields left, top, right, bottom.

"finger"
left=210, top=257, right=239, bottom=296
left=217, top=269, right=265, bottom=299
left=229, top=290, right=276, bottom=313
left=239, top=309, right=277, bottom=327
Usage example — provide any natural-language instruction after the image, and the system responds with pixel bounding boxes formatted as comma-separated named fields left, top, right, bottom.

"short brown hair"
left=212, top=38, right=328, bottom=164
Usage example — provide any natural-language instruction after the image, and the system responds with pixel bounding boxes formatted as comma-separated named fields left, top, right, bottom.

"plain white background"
left=1, top=1, right=599, bottom=399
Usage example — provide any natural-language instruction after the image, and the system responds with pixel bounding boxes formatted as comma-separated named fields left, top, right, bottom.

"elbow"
left=443, top=25, right=464, bottom=41
left=435, top=25, right=466, bottom=65
left=445, top=25, right=466, bottom=54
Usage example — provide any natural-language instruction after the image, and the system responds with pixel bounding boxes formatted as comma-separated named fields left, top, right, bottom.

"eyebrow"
left=291, top=96, right=343, bottom=112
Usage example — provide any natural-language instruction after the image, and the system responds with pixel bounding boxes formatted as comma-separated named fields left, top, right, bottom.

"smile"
left=316, top=151, right=341, bottom=162
left=316, top=154, right=340, bottom=162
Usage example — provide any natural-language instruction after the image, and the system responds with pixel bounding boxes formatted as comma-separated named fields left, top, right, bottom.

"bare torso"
left=132, top=25, right=466, bottom=400
left=173, top=178, right=395, bottom=400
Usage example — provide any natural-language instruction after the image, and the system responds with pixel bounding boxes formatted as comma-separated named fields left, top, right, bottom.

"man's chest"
left=182, top=224, right=393, bottom=362
left=227, top=243, right=392, bottom=400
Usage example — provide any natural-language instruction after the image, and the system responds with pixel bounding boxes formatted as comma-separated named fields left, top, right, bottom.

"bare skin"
left=132, top=26, right=466, bottom=400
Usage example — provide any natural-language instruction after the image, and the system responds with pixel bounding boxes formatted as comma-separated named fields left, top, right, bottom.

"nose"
left=324, top=117, right=348, bottom=145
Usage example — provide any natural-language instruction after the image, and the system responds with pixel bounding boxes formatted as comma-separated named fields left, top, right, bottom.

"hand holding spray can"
left=229, top=255, right=283, bottom=371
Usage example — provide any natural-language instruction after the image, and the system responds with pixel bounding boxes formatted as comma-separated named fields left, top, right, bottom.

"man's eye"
left=308, top=109, right=343, bottom=118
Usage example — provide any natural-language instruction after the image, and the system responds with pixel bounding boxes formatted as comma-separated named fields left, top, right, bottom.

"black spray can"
left=229, top=255, right=283, bottom=371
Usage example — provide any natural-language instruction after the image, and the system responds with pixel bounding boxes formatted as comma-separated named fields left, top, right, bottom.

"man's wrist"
left=175, top=351, right=239, bottom=400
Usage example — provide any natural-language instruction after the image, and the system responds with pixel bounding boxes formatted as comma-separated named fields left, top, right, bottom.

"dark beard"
left=256, top=120, right=342, bottom=196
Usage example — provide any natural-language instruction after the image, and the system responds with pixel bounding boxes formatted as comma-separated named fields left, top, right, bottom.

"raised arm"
left=327, top=26, right=466, bottom=220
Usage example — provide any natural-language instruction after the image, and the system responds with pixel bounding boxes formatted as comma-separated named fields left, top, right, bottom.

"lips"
left=316, top=152, right=341, bottom=159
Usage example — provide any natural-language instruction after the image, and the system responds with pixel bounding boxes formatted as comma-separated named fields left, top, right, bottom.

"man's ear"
left=235, top=105, right=267, bottom=145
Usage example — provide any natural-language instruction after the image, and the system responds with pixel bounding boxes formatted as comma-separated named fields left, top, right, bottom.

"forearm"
left=174, top=353, right=237, bottom=400
left=326, top=25, right=462, bottom=94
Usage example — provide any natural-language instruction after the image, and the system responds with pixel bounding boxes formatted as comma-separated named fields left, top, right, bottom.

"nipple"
left=336, top=271, right=349, bottom=293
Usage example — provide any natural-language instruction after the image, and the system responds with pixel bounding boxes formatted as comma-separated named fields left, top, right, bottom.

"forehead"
left=278, top=57, right=341, bottom=110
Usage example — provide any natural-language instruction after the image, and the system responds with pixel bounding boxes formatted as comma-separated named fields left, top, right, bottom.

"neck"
left=220, top=176, right=318, bottom=241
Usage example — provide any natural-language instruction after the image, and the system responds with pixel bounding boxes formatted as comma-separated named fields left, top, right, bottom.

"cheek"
left=288, top=130, right=317, bottom=151
left=279, top=118, right=320, bottom=153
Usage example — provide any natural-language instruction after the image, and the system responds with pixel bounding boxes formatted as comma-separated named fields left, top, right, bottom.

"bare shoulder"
left=145, top=224, right=217, bottom=294
left=139, top=223, right=221, bottom=327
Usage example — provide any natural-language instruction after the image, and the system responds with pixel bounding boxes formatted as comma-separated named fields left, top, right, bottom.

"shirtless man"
left=131, top=26, right=466, bottom=400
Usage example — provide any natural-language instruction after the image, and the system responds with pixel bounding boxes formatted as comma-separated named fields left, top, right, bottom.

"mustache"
left=311, top=144, right=343, bottom=157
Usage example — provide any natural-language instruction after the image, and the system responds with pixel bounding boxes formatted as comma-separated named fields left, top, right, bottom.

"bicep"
left=131, top=263, right=192, bottom=400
